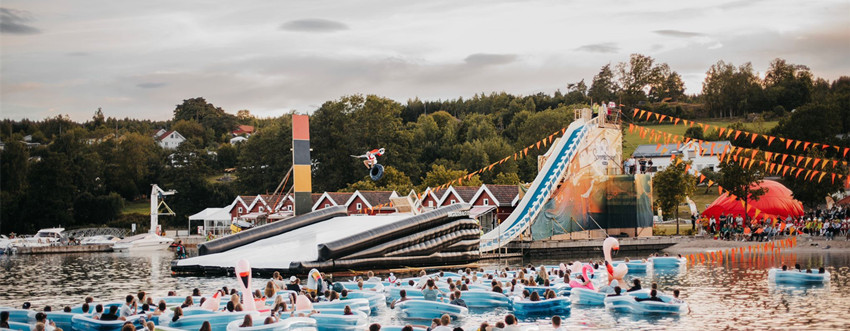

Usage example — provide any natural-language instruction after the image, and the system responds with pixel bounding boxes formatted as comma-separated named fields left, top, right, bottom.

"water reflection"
left=1, top=251, right=849, bottom=329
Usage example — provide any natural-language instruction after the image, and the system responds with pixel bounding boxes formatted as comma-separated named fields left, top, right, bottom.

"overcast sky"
left=2, top=0, right=848, bottom=121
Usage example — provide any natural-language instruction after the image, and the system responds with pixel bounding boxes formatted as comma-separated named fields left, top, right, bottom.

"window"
left=483, top=198, right=489, bottom=206
left=238, top=207, right=243, bottom=213
left=356, top=203, right=362, bottom=210
left=259, top=207, right=264, bottom=212
left=451, top=200, right=456, bottom=205
left=428, top=201, right=434, bottom=207
left=324, top=204, right=329, bottom=208
left=288, top=205, right=293, bottom=211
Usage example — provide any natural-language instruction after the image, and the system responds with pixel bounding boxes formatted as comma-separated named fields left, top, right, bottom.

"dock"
left=481, top=236, right=691, bottom=260
left=13, top=244, right=114, bottom=254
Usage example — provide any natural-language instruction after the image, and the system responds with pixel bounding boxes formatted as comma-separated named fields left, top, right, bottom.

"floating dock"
left=12, top=244, right=113, bottom=254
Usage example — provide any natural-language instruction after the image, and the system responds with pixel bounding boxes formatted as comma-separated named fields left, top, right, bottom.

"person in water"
left=422, top=279, right=445, bottom=301
left=635, top=289, right=664, bottom=302
left=120, top=295, right=137, bottom=318
left=1, top=311, right=10, bottom=329
left=450, top=290, right=467, bottom=308
left=100, top=306, right=121, bottom=321
left=607, top=287, right=622, bottom=297
left=670, top=289, right=684, bottom=304
left=239, top=314, right=252, bottom=327
left=628, top=279, right=642, bottom=292
left=818, top=267, right=825, bottom=274
left=391, top=289, right=410, bottom=309
left=782, top=265, right=788, bottom=271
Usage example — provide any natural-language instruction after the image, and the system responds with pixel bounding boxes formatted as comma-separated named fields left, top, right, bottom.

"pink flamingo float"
left=569, top=264, right=596, bottom=290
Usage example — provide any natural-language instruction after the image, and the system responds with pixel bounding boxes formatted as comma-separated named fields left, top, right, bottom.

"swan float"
left=235, top=259, right=258, bottom=311
left=603, top=237, right=628, bottom=286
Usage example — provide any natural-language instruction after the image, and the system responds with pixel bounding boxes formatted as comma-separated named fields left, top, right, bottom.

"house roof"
left=423, top=187, right=447, bottom=202
left=233, top=125, right=255, bottom=135
left=327, top=192, right=354, bottom=205
left=312, top=193, right=322, bottom=204
left=156, top=130, right=175, bottom=141
left=441, top=186, right=478, bottom=204
left=359, top=191, right=397, bottom=206
left=239, top=195, right=258, bottom=208
left=471, top=184, right=519, bottom=206
left=631, top=140, right=732, bottom=158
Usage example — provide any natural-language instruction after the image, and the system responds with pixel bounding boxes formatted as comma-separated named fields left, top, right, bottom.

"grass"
left=622, top=118, right=780, bottom=158
left=122, top=200, right=149, bottom=215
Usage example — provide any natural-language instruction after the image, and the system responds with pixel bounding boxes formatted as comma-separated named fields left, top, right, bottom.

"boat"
left=226, top=317, right=317, bottom=330
left=113, top=233, right=174, bottom=251
left=80, top=235, right=121, bottom=246
left=393, top=299, right=468, bottom=320
left=511, top=296, right=571, bottom=316
left=768, top=268, right=830, bottom=285
left=13, top=228, right=66, bottom=247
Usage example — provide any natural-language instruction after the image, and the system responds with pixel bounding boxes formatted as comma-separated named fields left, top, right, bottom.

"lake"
left=1, top=249, right=848, bottom=330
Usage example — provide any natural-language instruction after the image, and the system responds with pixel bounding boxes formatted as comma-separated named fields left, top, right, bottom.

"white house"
left=229, top=136, right=248, bottom=145
left=154, top=129, right=186, bottom=149
left=630, top=140, right=733, bottom=174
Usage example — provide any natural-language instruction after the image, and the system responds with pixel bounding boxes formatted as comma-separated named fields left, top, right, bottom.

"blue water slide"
left=480, top=119, right=588, bottom=252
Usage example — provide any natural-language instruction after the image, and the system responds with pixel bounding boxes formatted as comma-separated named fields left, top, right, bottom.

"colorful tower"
left=292, top=114, right=312, bottom=215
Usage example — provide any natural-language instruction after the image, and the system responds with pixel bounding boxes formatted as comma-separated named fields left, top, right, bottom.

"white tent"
left=188, top=207, right=232, bottom=236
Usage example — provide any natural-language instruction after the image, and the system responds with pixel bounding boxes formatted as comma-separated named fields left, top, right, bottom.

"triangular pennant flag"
left=781, top=154, right=788, bottom=165
left=734, top=130, right=742, bottom=140
left=844, top=147, right=849, bottom=158
left=765, top=152, right=773, bottom=161
left=751, top=133, right=758, bottom=143
left=813, top=158, right=821, bottom=168
left=768, top=136, right=775, bottom=146
left=795, top=156, right=803, bottom=166
left=819, top=172, right=827, bottom=183
left=804, top=157, right=812, bottom=168
left=633, top=108, right=639, bottom=117
left=794, top=141, right=802, bottom=150
left=719, top=127, right=726, bottom=137
left=786, top=139, right=793, bottom=149
left=659, top=114, right=667, bottom=123
left=629, top=123, right=635, bottom=132
left=707, top=180, right=714, bottom=187
left=832, top=173, right=836, bottom=184
left=699, top=175, right=706, bottom=183
left=654, top=113, right=660, bottom=120
left=782, top=166, right=789, bottom=176
left=674, top=118, right=681, bottom=125
left=803, top=142, right=811, bottom=150
left=536, top=141, right=541, bottom=149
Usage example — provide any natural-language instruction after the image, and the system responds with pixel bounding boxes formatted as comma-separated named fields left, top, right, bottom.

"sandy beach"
left=663, top=235, right=850, bottom=254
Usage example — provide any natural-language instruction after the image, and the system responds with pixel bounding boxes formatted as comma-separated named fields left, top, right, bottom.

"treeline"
left=1, top=54, right=848, bottom=233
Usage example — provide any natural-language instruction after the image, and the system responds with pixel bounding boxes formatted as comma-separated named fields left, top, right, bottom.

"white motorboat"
left=0, top=235, right=11, bottom=254
left=15, top=228, right=66, bottom=247
left=113, top=233, right=174, bottom=251
left=79, top=235, right=121, bottom=246
left=113, top=184, right=177, bottom=252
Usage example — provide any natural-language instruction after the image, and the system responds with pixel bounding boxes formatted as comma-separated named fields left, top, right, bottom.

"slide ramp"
left=479, top=119, right=589, bottom=252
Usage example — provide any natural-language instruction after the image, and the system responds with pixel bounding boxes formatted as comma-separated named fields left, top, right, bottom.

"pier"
left=12, top=244, right=114, bottom=254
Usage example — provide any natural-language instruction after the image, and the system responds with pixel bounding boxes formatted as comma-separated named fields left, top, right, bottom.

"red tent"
left=701, top=180, right=804, bottom=220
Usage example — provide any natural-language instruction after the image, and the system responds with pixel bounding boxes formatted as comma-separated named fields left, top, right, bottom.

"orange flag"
left=768, top=136, right=775, bottom=146
left=734, top=130, right=742, bottom=140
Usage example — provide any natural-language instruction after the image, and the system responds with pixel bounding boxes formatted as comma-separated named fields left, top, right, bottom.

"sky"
left=1, top=0, right=848, bottom=121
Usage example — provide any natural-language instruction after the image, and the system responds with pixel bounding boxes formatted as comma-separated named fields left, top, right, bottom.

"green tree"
left=172, top=119, right=207, bottom=147
left=772, top=102, right=842, bottom=143
left=588, top=64, right=618, bottom=103
left=716, top=158, right=767, bottom=222
left=684, top=126, right=704, bottom=141
left=764, top=58, right=813, bottom=111
left=173, top=97, right=237, bottom=141
left=648, top=64, right=685, bottom=102
left=492, top=172, right=521, bottom=185
left=235, top=117, right=292, bottom=194
left=616, top=54, right=663, bottom=106
left=782, top=149, right=848, bottom=208
left=418, top=164, right=482, bottom=191
left=344, top=166, right=413, bottom=193
left=701, top=61, right=765, bottom=118
left=652, top=158, right=695, bottom=234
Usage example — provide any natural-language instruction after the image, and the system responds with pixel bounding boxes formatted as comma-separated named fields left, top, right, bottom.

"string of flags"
left=631, top=108, right=850, bottom=159
left=629, top=123, right=848, bottom=185
left=360, top=127, right=569, bottom=214
left=686, top=237, right=798, bottom=265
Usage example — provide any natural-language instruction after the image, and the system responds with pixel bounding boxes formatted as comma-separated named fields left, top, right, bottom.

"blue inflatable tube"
left=649, top=257, right=686, bottom=268
left=27, top=311, right=75, bottom=330
left=458, top=290, right=510, bottom=308
left=394, top=300, right=468, bottom=320
left=569, top=288, right=606, bottom=306
left=5, top=321, right=32, bottom=331
left=70, top=302, right=124, bottom=314
left=0, top=308, right=31, bottom=324
left=381, top=326, right=428, bottom=331
left=385, top=286, right=426, bottom=302
left=294, top=309, right=367, bottom=331
left=510, top=297, right=571, bottom=316
left=604, top=292, right=688, bottom=314
left=768, top=268, right=830, bottom=284
left=71, top=314, right=143, bottom=331
left=342, top=291, right=386, bottom=312
left=337, top=281, right=385, bottom=292
left=164, top=312, right=258, bottom=330
left=612, top=260, right=649, bottom=273
left=226, top=317, right=317, bottom=331
left=313, top=298, right=371, bottom=315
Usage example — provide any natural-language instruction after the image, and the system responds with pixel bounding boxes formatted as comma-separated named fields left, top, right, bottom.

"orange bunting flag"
left=803, top=142, right=811, bottom=150
left=768, top=136, right=775, bottom=146
left=536, top=141, right=541, bottom=149
left=804, top=157, right=812, bottom=168
left=751, top=133, right=758, bottom=143
left=813, top=158, right=821, bottom=168
left=699, top=175, right=706, bottom=183
left=629, top=123, right=635, bottom=132
left=832, top=173, right=836, bottom=184
left=844, top=148, right=849, bottom=157
left=718, top=186, right=723, bottom=195
left=782, top=165, right=790, bottom=176
left=633, top=108, right=639, bottom=117
left=750, top=149, right=758, bottom=159
left=795, top=156, right=803, bottom=166
left=734, top=130, right=742, bottom=140
left=674, top=118, right=681, bottom=125
left=794, top=140, right=802, bottom=150
left=659, top=115, right=667, bottom=123
left=819, top=172, right=827, bottom=183
left=765, top=152, right=773, bottom=161
left=719, top=127, right=726, bottom=137
left=781, top=154, right=788, bottom=165
left=707, top=180, right=714, bottom=187
left=786, top=139, right=794, bottom=149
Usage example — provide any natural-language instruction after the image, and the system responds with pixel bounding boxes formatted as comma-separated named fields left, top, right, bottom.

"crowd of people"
left=700, top=208, right=850, bottom=241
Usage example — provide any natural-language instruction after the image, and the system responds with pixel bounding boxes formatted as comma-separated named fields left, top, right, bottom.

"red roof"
left=233, top=125, right=255, bottom=135
left=326, top=192, right=353, bottom=205
left=452, top=186, right=479, bottom=203
left=156, top=130, right=175, bottom=141
left=359, top=191, right=395, bottom=206
left=702, top=180, right=804, bottom=220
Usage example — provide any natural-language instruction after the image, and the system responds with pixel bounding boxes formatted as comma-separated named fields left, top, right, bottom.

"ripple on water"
left=1, top=251, right=849, bottom=329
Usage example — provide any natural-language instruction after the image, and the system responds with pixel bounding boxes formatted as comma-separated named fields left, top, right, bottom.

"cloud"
left=280, top=19, right=348, bottom=33
left=654, top=30, right=704, bottom=38
left=0, top=8, right=40, bottom=34
left=575, top=42, right=619, bottom=53
left=463, top=53, right=517, bottom=66
left=137, top=82, right=167, bottom=88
